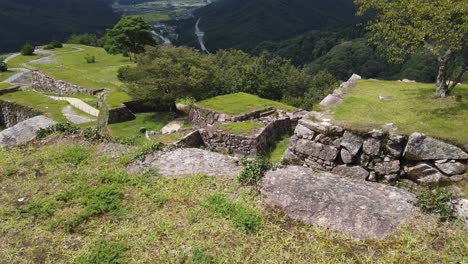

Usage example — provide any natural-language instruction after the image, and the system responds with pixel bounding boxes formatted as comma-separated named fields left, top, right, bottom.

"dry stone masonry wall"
left=285, top=116, right=468, bottom=186
left=32, top=70, right=101, bottom=95
left=0, top=100, right=42, bottom=128
left=189, top=105, right=277, bottom=127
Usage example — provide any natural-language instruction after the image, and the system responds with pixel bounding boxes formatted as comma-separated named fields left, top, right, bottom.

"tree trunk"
left=434, top=51, right=452, bottom=98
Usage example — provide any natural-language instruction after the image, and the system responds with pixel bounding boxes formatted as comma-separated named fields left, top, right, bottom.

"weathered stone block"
left=341, top=131, right=363, bottom=156
left=332, top=165, right=369, bottom=180
left=403, top=132, right=468, bottom=160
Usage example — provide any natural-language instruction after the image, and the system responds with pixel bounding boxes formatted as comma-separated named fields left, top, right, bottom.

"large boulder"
left=0, top=115, right=56, bottom=147
left=260, top=166, right=416, bottom=239
left=319, top=94, right=343, bottom=107
left=126, top=148, right=243, bottom=178
left=403, top=133, right=468, bottom=160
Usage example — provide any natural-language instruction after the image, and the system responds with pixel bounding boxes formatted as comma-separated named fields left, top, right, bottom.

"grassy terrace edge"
left=197, top=92, right=297, bottom=115
left=332, top=80, right=468, bottom=145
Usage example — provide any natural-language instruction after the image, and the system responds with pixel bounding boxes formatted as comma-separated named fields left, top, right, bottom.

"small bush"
left=204, top=193, right=262, bottom=232
left=49, top=40, right=63, bottom=48
left=43, top=44, right=55, bottom=50
left=117, top=66, right=131, bottom=81
left=84, top=54, right=96, bottom=63
left=238, top=159, right=272, bottom=185
left=415, top=188, right=455, bottom=222
left=36, top=123, right=109, bottom=141
left=76, top=240, right=126, bottom=264
left=176, top=96, right=196, bottom=106
left=21, top=43, right=34, bottom=56
left=0, top=61, right=8, bottom=72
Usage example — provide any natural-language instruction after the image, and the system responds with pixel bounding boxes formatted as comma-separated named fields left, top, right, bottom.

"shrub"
left=84, top=54, right=96, bottom=63
left=117, top=66, right=131, bottom=81
left=67, top=33, right=102, bottom=47
left=0, top=61, right=7, bottom=72
left=176, top=96, right=196, bottom=106
left=49, top=40, right=63, bottom=48
left=415, top=188, right=455, bottom=222
left=42, top=44, right=55, bottom=50
left=21, top=43, right=34, bottom=56
left=238, top=159, right=272, bottom=185
left=76, top=240, right=127, bottom=264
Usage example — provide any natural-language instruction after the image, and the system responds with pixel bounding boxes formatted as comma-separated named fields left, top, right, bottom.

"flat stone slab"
left=127, top=148, right=243, bottom=178
left=161, top=120, right=184, bottom=134
left=260, top=166, right=416, bottom=239
left=319, top=94, right=343, bottom=107
left=0, top=115, right=57, bottom=147
left=62, top=106, right=95, bottom=124
left=48, top=96, right=99, bottom=116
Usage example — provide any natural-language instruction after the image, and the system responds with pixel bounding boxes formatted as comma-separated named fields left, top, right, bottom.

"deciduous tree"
left=104, top=16, right=156, bottom=60
left=355, top=0, right=468, bottom=97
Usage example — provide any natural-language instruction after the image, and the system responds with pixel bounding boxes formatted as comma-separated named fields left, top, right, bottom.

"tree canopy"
left=355, top=0, right=468, bottom=97
left=104, top=16, right=156, bottom=59
left=119, top=46, right=334, bottom=109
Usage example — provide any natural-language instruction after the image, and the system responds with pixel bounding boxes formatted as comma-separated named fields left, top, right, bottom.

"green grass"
left=0, top=139, right=467, bottom=263
left=215, top=121, right=264, bottom=135
left=198, top=93, right=297, bottom=115
left=0, top=82, right=13, bottom=90
left=0, top=70, right=18, bottom=82
left=9, top=44, right=133, bottom=107
left=7, top=54, right=48, bottom=68
left=0, top=90, right=68, bottom=122
left=266, top=135, right=291, bottom=162
left=333, top=80, right=468, bottom=144
left=108, top=112, right=175, bottom=143
left=107, top=91, right=133, bottom=108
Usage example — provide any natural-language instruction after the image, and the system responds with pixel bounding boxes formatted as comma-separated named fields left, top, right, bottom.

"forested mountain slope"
left=175, top=0, right=356, bottom=51
left=0, top=0, right=118, bottom=52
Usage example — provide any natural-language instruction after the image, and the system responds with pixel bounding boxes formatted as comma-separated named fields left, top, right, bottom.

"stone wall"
left=285, top=116, right=468, bottom=186
left=199, top=114, right=302, bottom=156
left=32, top=70, right=102, bottom=95
left=0, top=100, right=42, bottom=128
left=108, top=105, right=136, bottom=124
left=0, top=85, right=21, bottom=96
left=189, top=105, right=276, bottom=127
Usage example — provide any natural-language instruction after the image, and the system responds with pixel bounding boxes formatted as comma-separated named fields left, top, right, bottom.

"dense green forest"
left=0, top=0, right=118, bottom=52
left=174, top=0, right=356, bottom=50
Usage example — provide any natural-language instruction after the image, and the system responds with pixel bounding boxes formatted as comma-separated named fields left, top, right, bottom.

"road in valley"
left=195, top=18, right=209, bottom=53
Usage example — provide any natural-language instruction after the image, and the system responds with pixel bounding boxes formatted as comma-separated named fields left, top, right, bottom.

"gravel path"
left=127, top=148, right=244, bottom=178
left=48, top=96, right=99, bottom=116
left=62, top=106, right=96, bottom=124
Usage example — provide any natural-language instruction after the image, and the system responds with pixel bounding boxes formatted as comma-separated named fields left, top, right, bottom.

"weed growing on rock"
left=238, top=159, right=272, bottom=185
left=415, top=188, right=455, bottom=222
left=204, top=193, right=262, bottom=232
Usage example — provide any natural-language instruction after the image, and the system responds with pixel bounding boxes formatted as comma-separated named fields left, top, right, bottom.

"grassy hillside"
left=175, top=0, right=356, bottom=51
left=9, top=45, right=132, bottom=107
left=0, top=138, right=466, bottom=263
left=0, top=0, right=118, bottom=53
left=333, top=80, right=468, bottom=144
